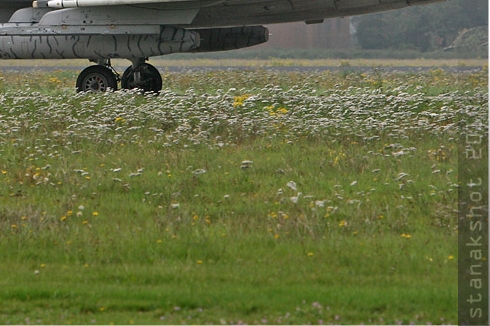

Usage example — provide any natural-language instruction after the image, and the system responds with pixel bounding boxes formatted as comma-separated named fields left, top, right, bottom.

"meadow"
left=0, top=60, right=488, bottom=324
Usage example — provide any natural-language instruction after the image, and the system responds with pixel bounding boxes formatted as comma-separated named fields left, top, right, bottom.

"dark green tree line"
left=354, top=0, right=488, bottom=51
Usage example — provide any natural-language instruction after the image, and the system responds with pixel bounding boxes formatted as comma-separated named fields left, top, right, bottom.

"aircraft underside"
left=0, top=0, right=444, bottom=92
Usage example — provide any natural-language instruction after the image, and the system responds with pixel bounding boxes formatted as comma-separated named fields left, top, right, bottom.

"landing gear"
left=76, top=65, right=118, bottom=92
left=121, top=63, right=162, bottom=93
left=75, top=58, right=163, bottom=93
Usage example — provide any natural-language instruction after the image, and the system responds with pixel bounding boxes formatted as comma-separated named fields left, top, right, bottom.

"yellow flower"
left=448, top=255, right=454, bottom=260
left=92, top=211, right=99, bottom=216
left=339, top=220, right=347, bottom=227
left=307, top=252, right=314, bottom=257
left=48, top=77, right=62, bottom=85
left=276, top=107, right=288, bottom=115
left=233, top=94, right=251, bottom=107
left=268, top=212, right=278, bottom=218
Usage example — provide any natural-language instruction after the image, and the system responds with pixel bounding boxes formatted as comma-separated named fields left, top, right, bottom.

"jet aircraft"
left=0, top=0, right=443, bottom=92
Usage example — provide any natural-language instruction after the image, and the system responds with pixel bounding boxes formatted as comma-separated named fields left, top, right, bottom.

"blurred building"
left=262, top=18, right=351, bottom=49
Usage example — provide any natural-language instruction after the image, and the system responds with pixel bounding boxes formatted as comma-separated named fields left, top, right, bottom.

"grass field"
left=0, top=60, right=488, bottom=324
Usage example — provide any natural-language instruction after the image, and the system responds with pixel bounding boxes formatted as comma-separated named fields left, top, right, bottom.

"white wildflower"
left=315, top=200, right=326, bottom=207
left=392, top=150, right=405, bottom=157
left=240, top=160, right=253, bottom=169
left=396, top=172, right=409, bottom=180
left=286, top=181, right=297, bottom=191
left=192, top=169, right=206, bottom=175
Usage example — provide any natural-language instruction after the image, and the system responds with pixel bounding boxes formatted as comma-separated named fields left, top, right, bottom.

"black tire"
left=121, top=63, right=162, bottom=93
left=76, top=65, right=118, bottom=93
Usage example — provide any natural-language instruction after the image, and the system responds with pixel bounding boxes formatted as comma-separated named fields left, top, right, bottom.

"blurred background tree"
left=353, top=0, right=488, bottom=52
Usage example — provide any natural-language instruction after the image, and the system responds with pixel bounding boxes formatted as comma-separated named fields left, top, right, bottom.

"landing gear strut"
left=76, top=58, right=162, bottom=93
left=121, top=58, right=162, bottom=93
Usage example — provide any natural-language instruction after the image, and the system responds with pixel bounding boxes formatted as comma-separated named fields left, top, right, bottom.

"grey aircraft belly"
left=0, top=0, right=444, bottom=92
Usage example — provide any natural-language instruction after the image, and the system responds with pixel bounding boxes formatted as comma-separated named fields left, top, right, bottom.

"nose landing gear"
left=76, top=58, right=162, bottom=94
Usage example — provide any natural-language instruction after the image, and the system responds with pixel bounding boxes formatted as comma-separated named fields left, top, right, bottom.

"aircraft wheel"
left=121, top=63, right=162, bottom=93
left=76, top=65, right=118, bottom=93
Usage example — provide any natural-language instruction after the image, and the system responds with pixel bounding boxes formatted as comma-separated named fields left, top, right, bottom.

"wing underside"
left=2, top=0, right=444, bottom=27
left=191, top=0, right=445, bottom=27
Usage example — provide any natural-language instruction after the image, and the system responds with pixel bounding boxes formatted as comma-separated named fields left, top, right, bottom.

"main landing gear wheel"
left=76, top=65, right=118, bottom=93
left=121, top=63, right=162, bottom=93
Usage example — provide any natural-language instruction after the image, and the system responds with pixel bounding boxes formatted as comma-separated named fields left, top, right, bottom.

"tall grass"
left=0, top=64, right=487, bottom=324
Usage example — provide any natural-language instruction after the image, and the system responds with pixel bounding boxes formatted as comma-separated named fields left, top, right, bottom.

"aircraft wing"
left=1, top=0, right=445, bottom=28
left=23, top=0, right=444, bottom=27
left=0, top=0, right=445, bottom=28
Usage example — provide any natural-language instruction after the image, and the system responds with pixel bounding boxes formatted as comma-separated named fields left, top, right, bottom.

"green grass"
left=0, top=63, right=487, bottom=324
